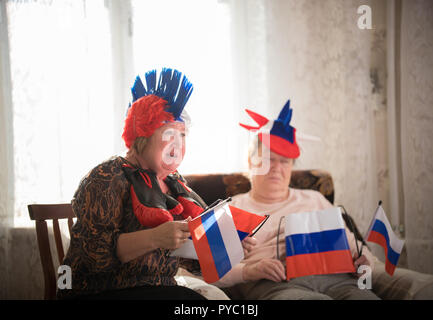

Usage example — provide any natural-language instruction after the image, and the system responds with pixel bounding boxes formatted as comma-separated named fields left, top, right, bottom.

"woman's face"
left=250, top=147, right=294, bottom=196
left=140, top=121, right=186, bottom=177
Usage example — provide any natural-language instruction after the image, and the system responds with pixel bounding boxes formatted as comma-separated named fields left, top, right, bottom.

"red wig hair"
left=122, top=95, right=174, bottom=149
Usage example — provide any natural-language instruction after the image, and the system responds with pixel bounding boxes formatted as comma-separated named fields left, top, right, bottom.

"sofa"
left=174, top=170, right=433, bottom=300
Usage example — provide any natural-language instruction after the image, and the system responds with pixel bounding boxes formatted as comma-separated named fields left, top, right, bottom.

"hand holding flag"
left=188, top=202, right=244, bottom=283
left=240, top=236, right=257, bottom=256
left=284, top=207, right=355, bottom=279
left=171, top=200, right=267, bottom=258
left=171, top=198, right=268, bottom=283
left=150, top=217, right=191, bottom=250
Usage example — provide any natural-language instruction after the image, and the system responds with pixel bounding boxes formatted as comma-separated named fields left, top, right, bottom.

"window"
left=5, top=0, right=244, bottom=227
left=131, top=0, right=244, bottom=175
left=6, top=0, right=114, bottom=227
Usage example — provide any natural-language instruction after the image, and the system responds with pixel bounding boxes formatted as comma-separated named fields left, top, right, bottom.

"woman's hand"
left=151, top=217, right=191, bottom=250
left=243, top=258, right=286, bottom=282
left=353, top=254, right=371, bottom=278
left=117, top=217, right=191, bottom=263
left=241, top=236, right=257, bottom=256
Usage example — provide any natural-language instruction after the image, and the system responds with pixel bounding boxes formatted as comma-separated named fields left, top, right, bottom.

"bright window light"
left=7, top=0, right=113, bottom=227
left=131, top=0, right=244, bottom=175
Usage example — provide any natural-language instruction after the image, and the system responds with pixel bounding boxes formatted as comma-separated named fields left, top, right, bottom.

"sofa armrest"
left=290, top=169, right=334, bottom=204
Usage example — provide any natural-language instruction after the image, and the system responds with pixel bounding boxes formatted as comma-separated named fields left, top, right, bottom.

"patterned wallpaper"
left=400, top=0, right=433, bottom=274
left=263, top=0, right=378, bottom=236
left=248, top=0, right=433, bottom=272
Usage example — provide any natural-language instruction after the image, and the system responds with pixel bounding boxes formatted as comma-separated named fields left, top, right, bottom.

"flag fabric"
left=171, top=204, right=266, bottom=259
left=229, top=205, right=267, bottom=240
left=364, top=204, right=404, bottom=276
left=188, top=203, right=245, bottom=283
left=284, top=207, right=355, bottom=279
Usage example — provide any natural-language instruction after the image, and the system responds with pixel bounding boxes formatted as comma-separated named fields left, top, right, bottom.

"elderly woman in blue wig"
left=58, top=69, right=212, bottom=300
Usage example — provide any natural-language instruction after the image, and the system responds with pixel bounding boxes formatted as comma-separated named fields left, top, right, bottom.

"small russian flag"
left=364, top=204, right=405, bottom=276
left=285, top=207, right=355, bottom=279
left=188, top=203, right=245, bottom=283
left=229, top=205, right=268, bottom=240
left=170, top=204, right=266, bottom=260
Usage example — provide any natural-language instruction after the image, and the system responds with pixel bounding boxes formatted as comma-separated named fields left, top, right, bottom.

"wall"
left=263, top=0, right=379, bottom=236
left=241, top=0, right=433, bottom=272
left=400, top=0, right=433, bottom=274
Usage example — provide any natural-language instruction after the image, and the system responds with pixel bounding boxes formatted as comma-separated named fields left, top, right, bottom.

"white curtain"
left=6, top=0, right=115, bottom=227
left=130, top=0, right=244, bottom=175
left=0, top=0, right=14, bottom=299
left=1, top=0, right=117, bottom=298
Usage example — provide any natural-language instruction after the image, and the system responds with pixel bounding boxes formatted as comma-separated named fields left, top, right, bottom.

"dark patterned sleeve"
left=70, top=168, right=127, bottom=274
left=178, top=258, right=202, bottom=276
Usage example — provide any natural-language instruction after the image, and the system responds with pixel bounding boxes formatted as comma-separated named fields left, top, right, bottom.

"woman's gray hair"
left=131, top=136, right=149, bottom=156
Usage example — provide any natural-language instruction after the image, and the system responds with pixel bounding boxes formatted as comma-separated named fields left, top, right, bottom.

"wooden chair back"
left=28, top=204, right=75, bottom=300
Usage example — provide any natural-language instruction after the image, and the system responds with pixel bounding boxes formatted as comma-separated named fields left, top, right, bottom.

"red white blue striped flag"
left=171, top=205, right=266, bottom=260
left=229, top=205, right=267, bottom=241
left=188, top=203, right=245, bottom=283
left=365, top=204, right=404, bottom=275
left=285, top=207, right=355, bottom=279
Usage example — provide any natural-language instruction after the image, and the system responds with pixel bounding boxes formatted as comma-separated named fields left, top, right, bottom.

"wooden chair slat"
left=28, top=204, right=75, bottom=300
left=67, top=217, right=74, bottom=237
left=35, top=220, right=57, bottom=300
left=52, top=219, right=65, bottom=264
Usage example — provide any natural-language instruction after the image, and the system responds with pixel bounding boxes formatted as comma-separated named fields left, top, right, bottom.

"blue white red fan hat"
left=239, top=99, right=301, bottom=159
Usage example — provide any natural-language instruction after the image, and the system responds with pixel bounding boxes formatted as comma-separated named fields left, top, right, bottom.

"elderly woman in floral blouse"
left=58, top=69, right=211, bottom=300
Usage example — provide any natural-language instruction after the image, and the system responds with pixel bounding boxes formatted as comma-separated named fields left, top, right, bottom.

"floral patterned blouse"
left=57, top=156, right=202, bottom=299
